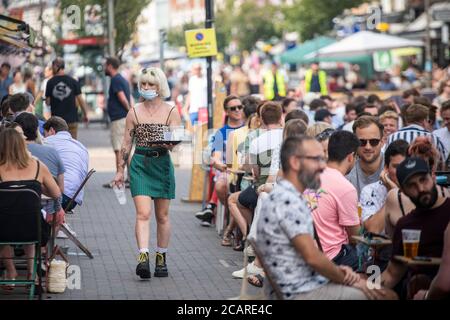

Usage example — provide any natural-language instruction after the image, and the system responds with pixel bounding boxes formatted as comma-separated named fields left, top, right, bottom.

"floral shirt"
left=257, top=179, right=328, bottom=299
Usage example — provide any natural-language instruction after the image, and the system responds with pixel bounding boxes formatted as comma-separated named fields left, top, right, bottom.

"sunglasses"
left=227, top=105, right=243, bottom=112
left=359, top=139, right=381, bottom=147
left=315, top=128, right=335, bottom=142
left=142, top=68, right=155, bottom=76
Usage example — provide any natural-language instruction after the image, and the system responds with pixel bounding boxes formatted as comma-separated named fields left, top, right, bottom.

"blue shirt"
left=44, top=131, right=89, bottom=205
left=28, top=143, right=65, bottom=178
left=0, top=76, right=12, bottom=100
left=211, top=123, right=243, bottom=163
left=107, top=74, right=131, bottom=121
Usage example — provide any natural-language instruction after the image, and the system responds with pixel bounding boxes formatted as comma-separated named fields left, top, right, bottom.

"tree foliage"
left=59, top=0, right=151, bottom=56
left=166, top=0, right=282, bottom=53
left=283, top=0, right=366, bottom=42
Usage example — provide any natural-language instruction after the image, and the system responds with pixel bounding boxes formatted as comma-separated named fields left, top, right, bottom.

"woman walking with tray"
left=114, top=67, right=181, bottom=279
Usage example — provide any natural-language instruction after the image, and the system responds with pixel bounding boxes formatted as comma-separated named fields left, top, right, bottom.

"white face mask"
left=139, top=88, right=158, bottom=100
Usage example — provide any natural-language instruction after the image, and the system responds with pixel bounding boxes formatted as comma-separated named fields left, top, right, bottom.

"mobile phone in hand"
left=412, top=256, right=432, bottom=262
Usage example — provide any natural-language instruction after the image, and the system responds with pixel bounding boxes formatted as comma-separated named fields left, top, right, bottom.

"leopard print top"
left=134, top=123, right=169, bottom=148
left=132, top=106, right=175, bottom=148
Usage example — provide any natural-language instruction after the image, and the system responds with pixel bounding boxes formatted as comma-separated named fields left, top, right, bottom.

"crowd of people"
left=194, top=75, right=450, bottom=299
left=1, top=53, right=449, bottom=300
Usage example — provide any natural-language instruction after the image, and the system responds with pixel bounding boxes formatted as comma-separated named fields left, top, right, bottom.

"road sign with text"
left=185, top=28, right=218, bottom=58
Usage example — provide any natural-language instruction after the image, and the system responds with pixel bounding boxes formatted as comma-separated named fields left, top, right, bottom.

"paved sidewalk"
left=45, top=124, right=246, bottom=300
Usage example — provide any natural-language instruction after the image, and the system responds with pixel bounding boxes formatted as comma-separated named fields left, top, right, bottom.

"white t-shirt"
left=342, top=120, right=354, bottom=132
left=250, top=128, right=283, bottom=185
left=188, top=75, right=207, bottom=114
left=360, top=181, right=388, bottom=223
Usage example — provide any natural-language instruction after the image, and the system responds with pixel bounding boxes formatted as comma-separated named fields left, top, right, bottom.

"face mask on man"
left=139, top=88, right=158, bottom=100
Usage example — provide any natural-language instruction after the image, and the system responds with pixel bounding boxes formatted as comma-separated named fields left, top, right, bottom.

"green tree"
left=283, top=0, right=366, bottom=41
left=166, top=22, right=203, bottom=49
left=166, top=0, right=281, bottom=53
left=233, top=0, right=282, bottom=51
left=59, top=0, right=151, bottom=56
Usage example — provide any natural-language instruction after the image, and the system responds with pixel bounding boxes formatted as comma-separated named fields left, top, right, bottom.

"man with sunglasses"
left=313, top=131, right=361, bottom=270
left=195, top=95, right=244, bottom=226
left=346, top=116, right=385, bottom=198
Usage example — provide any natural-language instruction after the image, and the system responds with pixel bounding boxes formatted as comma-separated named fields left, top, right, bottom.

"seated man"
left=360, top=140, right=409, bottom=234
left=14, top=112, right=65, bottom=225
left=313, top=131, right=361, bottom=270
left=195, top=95, right=244, bottom=226
left=235, top=102, right=283, bottom=249
left=381, top=157, right=450, bottom=299
left=257, top=136, right=395, bottom=300
left=43, top=116, right=89, bottom=211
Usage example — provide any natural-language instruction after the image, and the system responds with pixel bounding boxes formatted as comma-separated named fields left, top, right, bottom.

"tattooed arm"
left=114, top=108, right=136, bottom=187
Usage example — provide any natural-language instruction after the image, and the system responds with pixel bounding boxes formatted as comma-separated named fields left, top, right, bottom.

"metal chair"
left=0, top=181, right=43, bottom=300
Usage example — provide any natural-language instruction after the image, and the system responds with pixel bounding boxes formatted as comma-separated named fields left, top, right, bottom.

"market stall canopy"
left=280, top=36, right=335, bottom=64
left=0, top=14, right=35, bottom=66
left=306, top=31, right=423, bottom=59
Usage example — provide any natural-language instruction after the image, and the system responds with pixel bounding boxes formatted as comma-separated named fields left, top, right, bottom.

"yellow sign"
left=185, top=28, right=218, bottom=58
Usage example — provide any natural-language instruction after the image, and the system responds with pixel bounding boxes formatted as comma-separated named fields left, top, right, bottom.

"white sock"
left=139, top=248, right=149, bottom=254
left=156, top=247, right=167, bottom=254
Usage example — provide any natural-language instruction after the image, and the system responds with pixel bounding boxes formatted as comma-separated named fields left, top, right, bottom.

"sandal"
left=233, top=238, right=246, bottom=251
left=221, top=230, right=233, bottom=247
left=248, top=274, right=264, bottom=288
left=1, top=273, right=17, bottom=291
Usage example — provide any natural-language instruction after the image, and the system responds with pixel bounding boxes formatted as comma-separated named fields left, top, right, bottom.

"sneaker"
left=154, top=252, right=168, bottom=277
left=231, top=262, right=264, bottom=279
left=200, top=215, right=213, bottom=227
left=136, top=252, right=151, bottom=279
left=194, top=204, right=215, bottom=221
left=244, top=245, right=256, bottom=257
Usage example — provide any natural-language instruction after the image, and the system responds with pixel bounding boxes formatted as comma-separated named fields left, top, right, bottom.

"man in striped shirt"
left=386, top=104, right=448, bottom=165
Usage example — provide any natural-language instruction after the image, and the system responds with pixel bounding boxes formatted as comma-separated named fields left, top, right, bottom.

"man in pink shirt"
left=313, top=130, right=361, bottom=270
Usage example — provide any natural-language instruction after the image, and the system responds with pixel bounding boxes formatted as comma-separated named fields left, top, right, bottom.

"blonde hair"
left=0, top=128, right=31, bottom=169
left=138, top=67, right=171, bottom=99
left=379, top=110, right=399, bottom=122
left=305, top=122, right=332, bottom=138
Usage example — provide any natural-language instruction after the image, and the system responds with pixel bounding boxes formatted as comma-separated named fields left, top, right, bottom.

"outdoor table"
left=352, top=235, right=392, bottom=271
left=393, top=255, right=442, bottom=267
left=352, top=235, right=392, bottom=247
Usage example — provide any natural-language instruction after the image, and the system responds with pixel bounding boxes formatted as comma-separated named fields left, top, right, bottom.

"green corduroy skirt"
left=129, top=147, right=175, bottom=199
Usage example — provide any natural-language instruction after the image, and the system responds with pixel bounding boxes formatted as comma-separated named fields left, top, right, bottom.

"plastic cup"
left=402, top=229, right=421, bottom=258
left=113, top=184, right=127, bottom=205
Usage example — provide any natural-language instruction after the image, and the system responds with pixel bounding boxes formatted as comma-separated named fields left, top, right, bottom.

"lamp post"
left=425, top=0, right=432, bottom=88
left=107, top=0, right=115, bottom=56
left=205, top=0, right=214, bottom=130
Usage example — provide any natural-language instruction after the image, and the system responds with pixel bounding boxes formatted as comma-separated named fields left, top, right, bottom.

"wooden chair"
left=50, top=169, right=96, bottom=260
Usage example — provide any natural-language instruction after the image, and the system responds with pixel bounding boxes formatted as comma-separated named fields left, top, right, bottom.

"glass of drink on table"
left=402, top=229, right=421, bottom=258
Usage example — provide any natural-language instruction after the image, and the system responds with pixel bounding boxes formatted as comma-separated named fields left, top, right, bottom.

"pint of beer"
left=402, top=229, right=421, bottom=258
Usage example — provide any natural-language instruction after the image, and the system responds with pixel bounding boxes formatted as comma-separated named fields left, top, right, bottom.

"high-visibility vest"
left=263, top=71, right=286, bottom=100
left=305, top=69, right=328, bottom=95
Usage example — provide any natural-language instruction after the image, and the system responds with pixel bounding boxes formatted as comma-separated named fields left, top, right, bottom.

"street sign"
left=58, top=37, right=108, bottom=46
left=185, top=28, right=218, bottom=58
left=373, top=50, right=393, bottom=72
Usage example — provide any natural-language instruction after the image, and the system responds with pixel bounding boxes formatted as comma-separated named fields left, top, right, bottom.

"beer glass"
left=402, top=229, right=421, bottom=258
